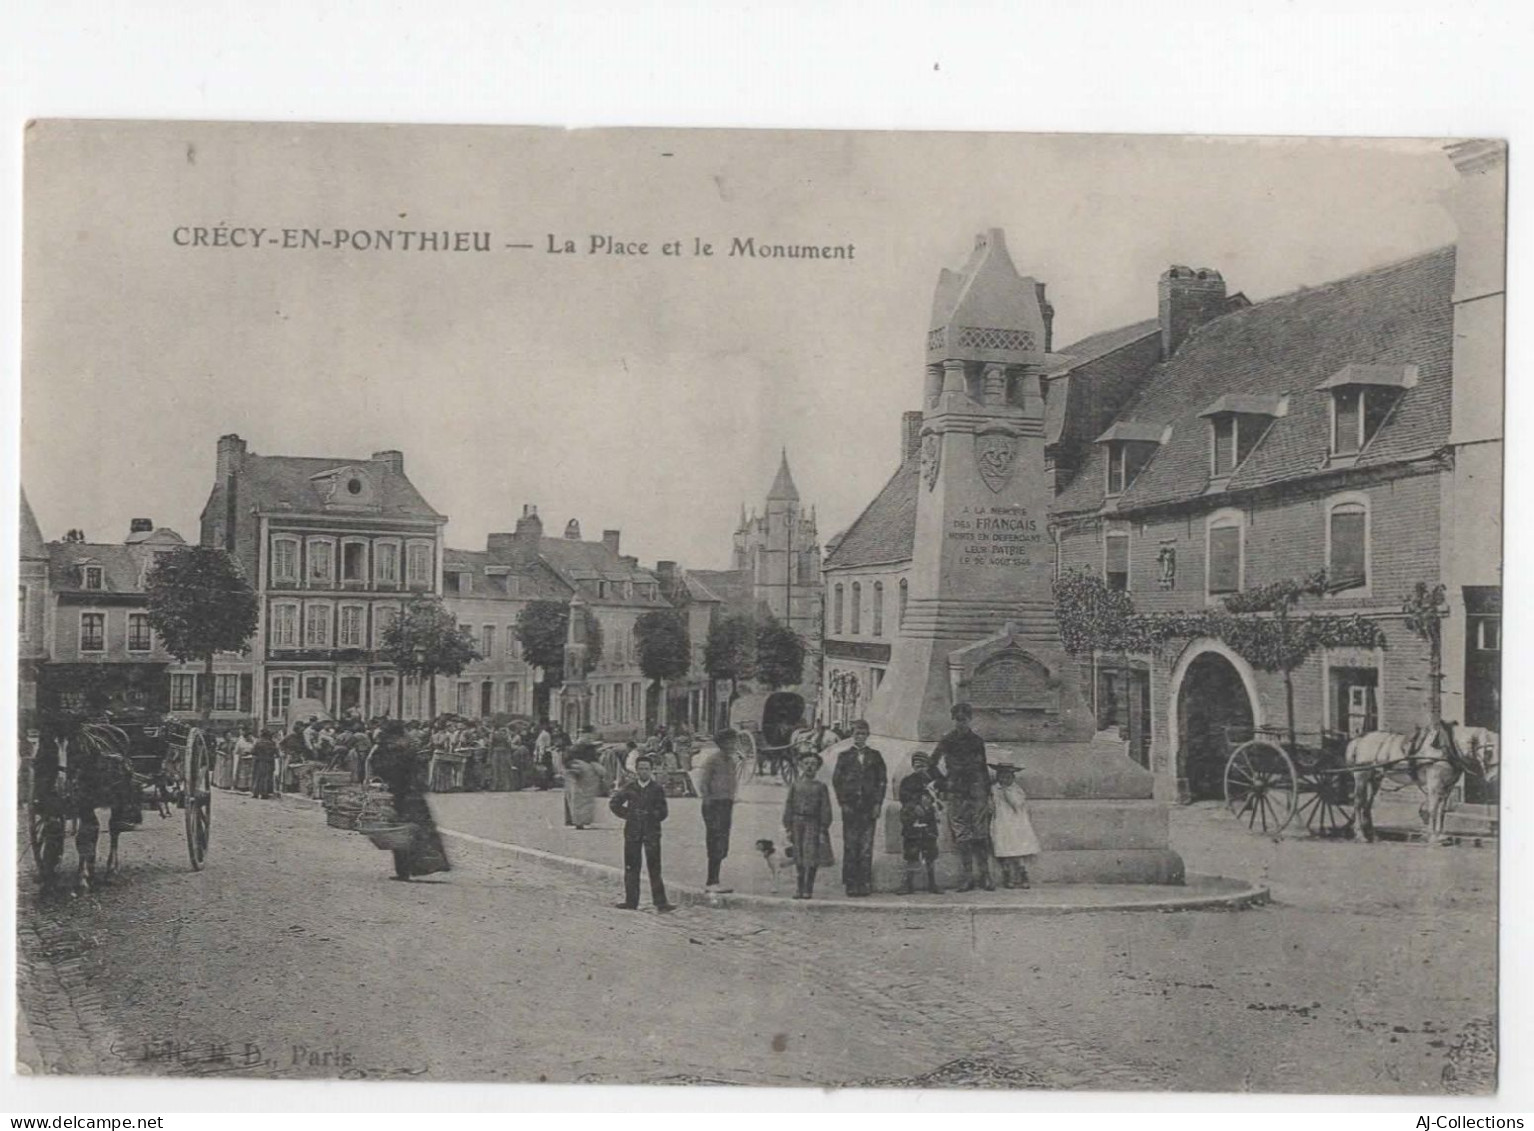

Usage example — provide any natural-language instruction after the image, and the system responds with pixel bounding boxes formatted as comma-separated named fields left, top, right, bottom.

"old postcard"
left=15, top=122, right=1503, bottom=1093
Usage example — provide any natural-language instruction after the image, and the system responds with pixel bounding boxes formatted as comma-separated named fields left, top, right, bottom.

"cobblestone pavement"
left=15, top=789, right=1497, bottom=1093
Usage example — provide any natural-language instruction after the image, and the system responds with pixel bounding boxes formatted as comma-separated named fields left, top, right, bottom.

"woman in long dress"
left=563, top=752, right=601, bottom=829
left=372, top=721, right=451, bottom=881
left=989, top=762, right=1040, bottom=889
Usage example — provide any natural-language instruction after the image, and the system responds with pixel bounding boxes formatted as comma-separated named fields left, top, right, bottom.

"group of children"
left=894, top=751, right=1039, bottom=895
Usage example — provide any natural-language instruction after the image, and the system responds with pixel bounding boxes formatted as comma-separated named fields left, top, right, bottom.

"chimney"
left=372, top=449, right=405, bottom=475
left=486, top=531, right=516, bottom=558
left=1035, top=282, right=1055, bottom=353
left=564, top=519, right=582, bottom=540
left=901, top=410, right=924, bottom=464
left=510, top=504, right=543, bottom=567
left=215, top=433, right=247, bottom=480
left=129, top=518, right=153, bottom=535
left=1158, top=266, right=1227, bottom=360
left=656, top=560, right=677, bottom=587
left=602, top=529, right=621, bottom=556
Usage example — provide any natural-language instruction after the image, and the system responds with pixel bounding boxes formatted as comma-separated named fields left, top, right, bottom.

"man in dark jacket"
left=933, top=701, right=994, bottom=891
left=608, top=753, right=675, bottom=912
left=832, top=719, right=887, bottom=897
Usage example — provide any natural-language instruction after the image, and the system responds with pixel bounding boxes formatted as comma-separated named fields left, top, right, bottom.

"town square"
left=14, top=122, right=1504, bottom=1095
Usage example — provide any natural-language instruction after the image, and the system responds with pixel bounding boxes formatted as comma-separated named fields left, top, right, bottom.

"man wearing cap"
left=696, top=729, right=740, bottom=892
left=832, top=719, right=887, bottom=897
left=608, top=753, right=676, bottom=912
left=932, top=702, right=995, bottom=892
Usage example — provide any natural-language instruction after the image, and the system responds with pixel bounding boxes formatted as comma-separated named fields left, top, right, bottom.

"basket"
left=326, top=808, right=359, bottom=831
left=358, top=822, right=417, bottom=851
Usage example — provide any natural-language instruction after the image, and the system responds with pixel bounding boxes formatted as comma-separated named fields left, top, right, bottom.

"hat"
left=910, top=751, right=931, bottom=765
left=990, top=761, right=1020, bottom=773
left=798, top=748, right=823, bottom=763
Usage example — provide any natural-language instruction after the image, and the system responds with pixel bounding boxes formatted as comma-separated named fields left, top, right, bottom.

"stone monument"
left=862, top=228, right=1184, bottom=886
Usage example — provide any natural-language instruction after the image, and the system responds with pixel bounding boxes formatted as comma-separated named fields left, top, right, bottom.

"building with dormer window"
left=194, top=435, right=447, bottom=725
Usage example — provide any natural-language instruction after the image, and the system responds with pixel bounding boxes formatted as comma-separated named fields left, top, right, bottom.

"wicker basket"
left=358, top=822, right=416, bottom=851
left=326, top=808, right=359, bottom=831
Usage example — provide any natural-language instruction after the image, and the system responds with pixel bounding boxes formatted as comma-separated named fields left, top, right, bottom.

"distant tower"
left=731, top=450, right=822, bottom=631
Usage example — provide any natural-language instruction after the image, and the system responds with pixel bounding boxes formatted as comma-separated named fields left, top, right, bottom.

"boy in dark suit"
left=609, top=753, right=676, bottom=912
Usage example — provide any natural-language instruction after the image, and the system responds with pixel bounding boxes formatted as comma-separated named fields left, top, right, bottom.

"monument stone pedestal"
left=855, top=228, right=1184, bottom=888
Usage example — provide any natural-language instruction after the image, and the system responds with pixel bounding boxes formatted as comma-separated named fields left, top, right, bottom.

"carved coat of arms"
left=974, top=431, right=1017, bottom=493
left=920, top=433, right=941, bottom=491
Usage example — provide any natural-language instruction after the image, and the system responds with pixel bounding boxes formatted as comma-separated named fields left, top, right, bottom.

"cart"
left=728, top=691, right=807, bottom=785
left=1222, top=725, right=1357, bottom=837
left=27, top=713, right=214, bottom=876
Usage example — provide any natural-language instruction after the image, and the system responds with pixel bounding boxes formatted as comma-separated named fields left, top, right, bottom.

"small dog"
left=754, top=838, right=798, bottom=894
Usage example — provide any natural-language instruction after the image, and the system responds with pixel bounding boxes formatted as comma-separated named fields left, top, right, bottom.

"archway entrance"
left=1176, top=650, right=1255, bottom=801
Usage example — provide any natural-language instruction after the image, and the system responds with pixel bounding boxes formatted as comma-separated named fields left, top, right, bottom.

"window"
left=595, top=684, right=608, bottom=722
left=214, top=674, right=241, bottom=712
left=1105, top=533, right=1130, bottom=591
left=304, top=603, right=332, bottom=648
left=1206, top=414, right=1269, bottom=478
left=506, top=631, right=520, bottom=661
left=873, top=581, right=885, bottom=636
left=1333, top=388, right=1362, bottom=456
left=337, top=604, right=366, bottom=648
left=899, top=578, right=909, bottom=626
left=271, top=602, right=299, bottom=648
left=1206, top=511, right=1243, bottom=596
left=18, top=585, right=28, bottom=641
left=302, top=674, right=330, bottom=704
left=482, top=625, right=495, bottom=657
left=375, top=542, right=399, bottom=585
left=272, top=537, right=299, bottom=583
left=127, top=613, right=152, bottom=652
left=341, top=541, right=368, bottom=582
left=371, top=673, right=397, bottom=716
left=374, top=605, right=398, bottom=648
left=80, top=612, right=105, bottom=652
left=504, top=681, right=520, bottom=714
left=614, top=682, right=625, bottom=722
left=1212, top=416, right=1237, bottom=477
left=458, top=623, right=473, bottom=644
left=632, top=682, right=642, bottom=723
left=833, top=584, right=844, bottom=634
left=406, top=542, right=432, bottom=588
left=307, top=539, right=335, bottom=585
left=171, top=674, right=197, bottom=712
left=1473, top=617, right=1501, bottom=652
left=1327, top=499, right=1368, bottom=591
left=851, top=582, right=862, bottom=634
left=1106, top=440, right=1159, bottom=495
left=82, top=565, right=103, bottom=591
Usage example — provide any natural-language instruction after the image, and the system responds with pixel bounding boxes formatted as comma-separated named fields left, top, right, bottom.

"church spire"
left=767, top=447, right=799, bottom=502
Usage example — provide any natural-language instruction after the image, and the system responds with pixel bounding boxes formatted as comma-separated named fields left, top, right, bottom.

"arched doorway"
left=1175, top=648, right=1256, bottom=801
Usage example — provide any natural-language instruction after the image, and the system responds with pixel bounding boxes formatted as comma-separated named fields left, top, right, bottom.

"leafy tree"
left=378, top=596, right=481, bottom=717
left=145, top=545, right=259, bottom=722
left=514, top=600, right=604, bottom=691
left=704, top=612, right=757, bottom=684
left=635, top=609, right=691, bottom=683
left=755, top=616, right=806, bottom=689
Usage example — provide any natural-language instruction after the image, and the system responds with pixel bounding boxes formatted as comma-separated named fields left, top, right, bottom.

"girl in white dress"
left=989, top=762, right=1040, bottom=889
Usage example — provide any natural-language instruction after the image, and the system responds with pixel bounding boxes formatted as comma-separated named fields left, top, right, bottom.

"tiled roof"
left=536, top=538, right=668, bottom=607
left=823, top=459, right=919, bottom=571
left=217, top=453, right=443, bottom=522
left=1054, top=317, right=1159, bottom=367
left=1053, top=246, right=1456, bottom=516
left=441, top=548, right=569, bottom=602
left=685, top=569, right=760, bottom=616
left=47, top=537, right=185, bottom=594
left=19, top=489, right=45, bottom=561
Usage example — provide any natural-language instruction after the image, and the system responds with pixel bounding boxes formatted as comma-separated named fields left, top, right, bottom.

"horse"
left=32, top=720, right=153, bottom=895
left=1346, top=721, right=1496, bottom=844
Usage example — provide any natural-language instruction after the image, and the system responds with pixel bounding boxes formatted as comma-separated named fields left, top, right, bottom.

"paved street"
left=17, top=787, right=1496, bottom=1093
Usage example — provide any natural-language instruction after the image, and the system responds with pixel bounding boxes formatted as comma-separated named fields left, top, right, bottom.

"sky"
left=22, top=124, right=1460, bottom=568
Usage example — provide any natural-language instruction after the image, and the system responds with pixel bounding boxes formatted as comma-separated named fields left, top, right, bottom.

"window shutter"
left=1208, top=526, right=1241, bottom=593
left=1330, top=508, right=1366, bottom=587
left=1106, top=535, right=1129, bottom=576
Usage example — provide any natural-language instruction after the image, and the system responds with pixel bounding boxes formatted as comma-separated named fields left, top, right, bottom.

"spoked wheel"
left=27, top=799, right=47, bottom=870
left=1295, top=769, right=1356, bottom=838
left=1224, top=739, right=1298, bottom=834
left=733, top=731, right=758, bottom=788
left=183, top=727, right=212, bottom=870
left=778, top=751, right=799, bottom=786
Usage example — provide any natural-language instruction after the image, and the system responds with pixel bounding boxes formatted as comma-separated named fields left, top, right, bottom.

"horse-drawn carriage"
left=1221, top=720, right=1497, bottom=841
left=729, top=691, right=808, bottom=784
left=27, top=711, right=214, bottom=889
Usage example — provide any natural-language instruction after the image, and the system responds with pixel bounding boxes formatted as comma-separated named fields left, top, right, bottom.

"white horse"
left=1346, top=722, right=1497, bottom=844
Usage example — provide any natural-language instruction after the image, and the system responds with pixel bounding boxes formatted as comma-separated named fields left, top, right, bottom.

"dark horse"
left=32, top=719, right=160, bottom=894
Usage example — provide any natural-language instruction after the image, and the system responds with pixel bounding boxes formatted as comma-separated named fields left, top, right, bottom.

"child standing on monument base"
left=989, top=762, right=1040, bottom=889
left=897, top=751, right=943, bottom=894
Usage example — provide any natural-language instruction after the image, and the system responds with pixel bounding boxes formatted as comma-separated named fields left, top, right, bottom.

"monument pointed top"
left=927, top=227, right=1046, bottom=366
left=767, top=449, right=799, bottom=502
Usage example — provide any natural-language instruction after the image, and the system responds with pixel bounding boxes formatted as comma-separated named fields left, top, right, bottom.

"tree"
left=755, top=615, right=806, bottom=689
left=515, top=600, right=604, bottom=691
left=378, top=596, right=481, bottom=717
left=635, top=609, right=691, bottom=683
left=1403, top=581, right=1449, bottom=722
left=704, top=612, right=757, bottom=685
left=145, top=545, right=259, bottom=722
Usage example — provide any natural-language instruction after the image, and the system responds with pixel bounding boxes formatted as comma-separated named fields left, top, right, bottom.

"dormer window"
left=1198, top=395, right=1285, bottom=481
left=1316, top=364, right=1416, bottom=459
left=81, top=565, right=103, bottom=591
left=1096, top=422, right=1165, bottom=497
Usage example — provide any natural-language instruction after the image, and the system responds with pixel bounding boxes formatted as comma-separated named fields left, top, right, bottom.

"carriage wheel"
left=27, top=799, right=47, bottom=870
left=183, top=727, right=212, bottom=870
left=1224, top=740, right=1298, bottom=834
left=733, top=732, right=758, bottom=786
left=1294, top=769, right=1356, bottom=838
left=779, top=753, right=799, bottom=786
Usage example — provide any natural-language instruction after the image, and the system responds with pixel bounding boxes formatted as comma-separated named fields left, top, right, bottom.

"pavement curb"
left=437, top=826, right=1270, bottom=914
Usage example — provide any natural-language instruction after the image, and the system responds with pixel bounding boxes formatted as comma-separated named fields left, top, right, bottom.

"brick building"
left=196, top=434, right=447, bottom=726
left=823, top=144, right=1502, bottom=802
